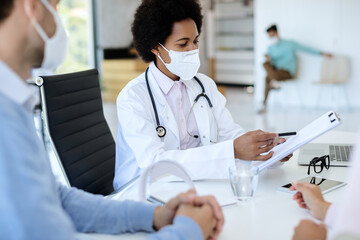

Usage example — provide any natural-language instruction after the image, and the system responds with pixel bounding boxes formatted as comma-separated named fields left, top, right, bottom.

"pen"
left=278, top=132, right=297, bottom=137
left=147, top=195, right=165, bottom=205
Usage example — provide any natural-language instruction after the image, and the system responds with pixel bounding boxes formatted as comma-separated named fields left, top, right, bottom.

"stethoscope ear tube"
left=194, top=77, right=213, bottom=108
left=146, top=68, right=218, bottom=141
left=145, top=67, right=166, bottom=138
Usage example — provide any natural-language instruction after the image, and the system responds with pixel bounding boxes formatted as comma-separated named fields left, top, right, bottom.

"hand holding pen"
left=276, top=132, right=296, bottom=162
left=233, top=130, right=295, bottom=162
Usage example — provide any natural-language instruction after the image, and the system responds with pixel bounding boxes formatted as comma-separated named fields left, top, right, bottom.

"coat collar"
left=0, top=60, right=38, bottom=112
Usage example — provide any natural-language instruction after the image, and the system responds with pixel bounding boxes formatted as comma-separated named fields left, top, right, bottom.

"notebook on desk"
left=298, top=143, right=353, bottom=166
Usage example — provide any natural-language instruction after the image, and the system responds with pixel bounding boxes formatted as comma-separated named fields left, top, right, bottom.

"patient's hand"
left=321, top=52, right=333, bottom=58
left=153, top=189, right=224, bottom=240
left=265, top=54, right=271, bottom=62
left=292, top=219, right=327, bottom=240
left=290, top=182, right=331, bottom=220
left=153, top=189, right=196, bottom=230
left=192, top=195, right=224, bottom=239
left=176, top=204, right=217, bottom=240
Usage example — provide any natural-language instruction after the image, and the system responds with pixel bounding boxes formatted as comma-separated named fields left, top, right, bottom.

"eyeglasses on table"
left=307, top=155, right=330, bottom=175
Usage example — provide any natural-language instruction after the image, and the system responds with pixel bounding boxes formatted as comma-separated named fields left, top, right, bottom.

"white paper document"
left=254, top=111, right=342, bottom=172
left=149, top=180, right=237, bottom=207
left=138, top=161, right=236, bottom=207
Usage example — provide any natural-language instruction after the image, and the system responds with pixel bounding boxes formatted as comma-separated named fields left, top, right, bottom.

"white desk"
left=81, top=131, right=357, bottom=240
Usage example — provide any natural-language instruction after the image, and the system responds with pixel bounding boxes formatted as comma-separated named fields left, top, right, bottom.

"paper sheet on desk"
left=149, top=180, right=236, bottom=207
left=255, top=111, right=342, bottom=172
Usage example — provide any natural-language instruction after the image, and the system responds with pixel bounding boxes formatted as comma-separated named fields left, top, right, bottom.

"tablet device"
left=278, top=176, right=346, bottom=194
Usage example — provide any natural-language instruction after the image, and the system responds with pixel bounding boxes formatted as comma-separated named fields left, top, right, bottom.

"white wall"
left=254, top=0, right=360, bottom=109
left=96, top=0, right=140, bottom=48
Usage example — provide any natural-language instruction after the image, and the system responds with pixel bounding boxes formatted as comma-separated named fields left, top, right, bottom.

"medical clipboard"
left=254, top=111, right=342, bottom=172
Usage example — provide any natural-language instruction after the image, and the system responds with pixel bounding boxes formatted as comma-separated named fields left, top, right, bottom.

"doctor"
left=114, top=0, right=292, bottom=189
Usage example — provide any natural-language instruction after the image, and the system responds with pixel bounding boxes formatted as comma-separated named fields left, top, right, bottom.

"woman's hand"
left=292, top=219, right=327, bottom=240
left=290, top=182, right=331, bottom=220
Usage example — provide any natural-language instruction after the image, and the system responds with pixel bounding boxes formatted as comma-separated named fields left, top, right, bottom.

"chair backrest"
left=37, top=69, right=115, bottom=196
left=320, top=55, right=351, bottom=84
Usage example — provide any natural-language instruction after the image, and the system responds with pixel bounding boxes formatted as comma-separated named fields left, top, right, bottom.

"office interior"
left=26, top=0, right=359, bottom=238
left=42, top=0, right=360, bottom=184
left=54, top=0, right=360, bottom=141
left=24, top=0, right=352, bottom=200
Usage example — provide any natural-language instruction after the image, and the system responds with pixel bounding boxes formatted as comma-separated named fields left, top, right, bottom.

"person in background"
left=0, top=0, right=224, bottom=239
left=114, top=0, right=292, bottom=189
left=260, top=24, right=332, bottom=113
left=290, top=136, right=360, bottom=240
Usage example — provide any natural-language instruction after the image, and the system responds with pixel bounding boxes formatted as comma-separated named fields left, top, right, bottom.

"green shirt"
left=268, top=39, right=321, bottom=76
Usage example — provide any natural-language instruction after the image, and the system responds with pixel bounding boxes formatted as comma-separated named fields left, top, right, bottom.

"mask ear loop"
left=24, top=0, right=52, bottom=42
left=157, top=53, right=168, bottom=65
left=40, top=0, right=58, bottom=16
left=158, top=42, right=170, bottom=52
left=157, top=43, right=171, bottom=65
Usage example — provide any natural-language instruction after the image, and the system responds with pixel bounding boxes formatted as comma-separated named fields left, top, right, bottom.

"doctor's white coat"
left=114, top=70, right=244, bottom=189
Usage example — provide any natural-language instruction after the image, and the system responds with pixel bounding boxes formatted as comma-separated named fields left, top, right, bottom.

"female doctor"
left=114, top=0, right=292, bottom=189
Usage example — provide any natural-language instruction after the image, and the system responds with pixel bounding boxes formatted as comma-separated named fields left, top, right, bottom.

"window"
left=57, top=0, right=94, bottom=74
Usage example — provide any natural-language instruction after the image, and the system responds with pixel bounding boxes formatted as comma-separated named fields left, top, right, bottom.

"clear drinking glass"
left=229, top=164, right=259, bottom=201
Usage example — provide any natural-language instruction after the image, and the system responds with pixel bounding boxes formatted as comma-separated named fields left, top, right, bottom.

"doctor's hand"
left=271, top=137, right=293, bottom=162
left=290, top=182, right=331, bottom=221
left=280, top=153, right=293, bottom=162
left=234, top=130, right=278, bottom=161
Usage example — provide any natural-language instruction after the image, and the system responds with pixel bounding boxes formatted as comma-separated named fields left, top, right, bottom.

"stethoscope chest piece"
left=156, top=126, right=166, bottom=137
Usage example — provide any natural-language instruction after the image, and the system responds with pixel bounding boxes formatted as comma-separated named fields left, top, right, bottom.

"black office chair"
left=36, top=69, right=115, bottom=196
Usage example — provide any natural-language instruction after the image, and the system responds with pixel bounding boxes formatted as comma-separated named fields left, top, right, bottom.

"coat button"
left=203, top=136, right=206, bottom=139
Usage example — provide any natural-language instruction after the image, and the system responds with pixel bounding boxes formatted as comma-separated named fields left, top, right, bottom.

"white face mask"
left=25, top=0, right=68, bottom=70
left=157, top=43, right=200, bottom=81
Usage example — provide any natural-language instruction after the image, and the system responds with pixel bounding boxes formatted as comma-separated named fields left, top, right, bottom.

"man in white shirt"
left=0, top=0, right=223, bottom=239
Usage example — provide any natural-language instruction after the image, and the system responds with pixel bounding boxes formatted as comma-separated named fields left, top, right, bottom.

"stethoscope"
left=145, top=67, right=219, bottom=143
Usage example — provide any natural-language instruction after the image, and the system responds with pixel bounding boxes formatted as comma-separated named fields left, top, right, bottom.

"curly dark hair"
left=132, top=0, right=203, bottom=63
left=0, top=0, right=14, bottom=23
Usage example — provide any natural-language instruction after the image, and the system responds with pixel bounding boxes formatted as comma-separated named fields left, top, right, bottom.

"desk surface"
left=81, top=131, right=357, bottom=240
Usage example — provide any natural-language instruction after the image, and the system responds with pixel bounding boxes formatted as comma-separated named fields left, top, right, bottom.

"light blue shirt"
left=0, top=61, right=203, bottom=240
left=268, top=39, right=321, bottom=75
